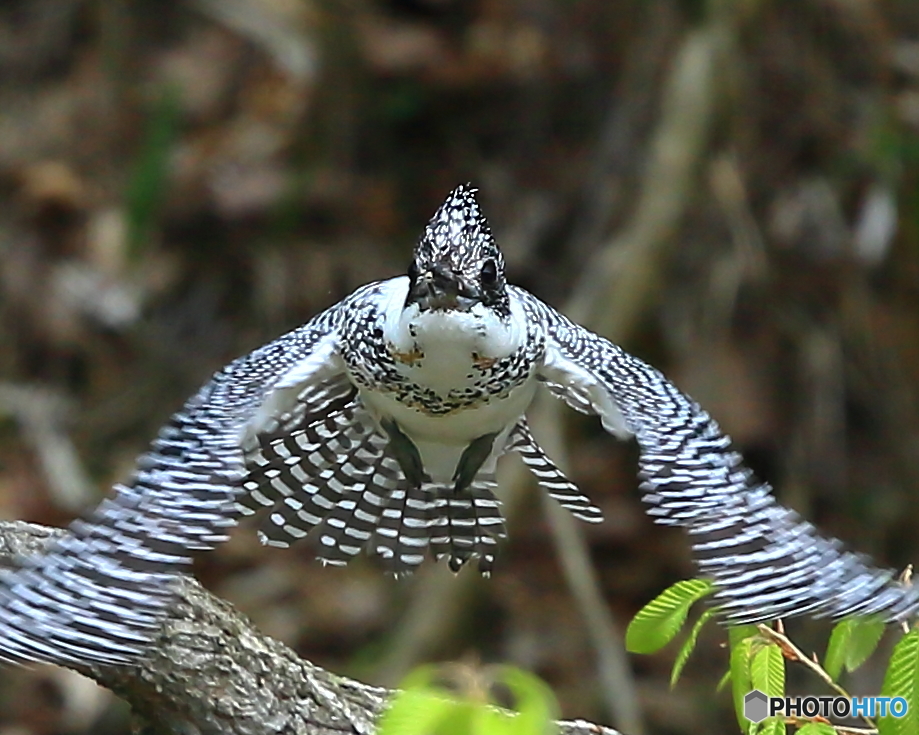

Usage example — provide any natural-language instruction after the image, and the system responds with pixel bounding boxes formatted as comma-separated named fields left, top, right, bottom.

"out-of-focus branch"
left=0, top=520, right=626, bottom=735
left=566, top=19, right=730, bottom=333
left=532, top=391, right=644, bottom=735
left=0, top=383, right=97, bottom=511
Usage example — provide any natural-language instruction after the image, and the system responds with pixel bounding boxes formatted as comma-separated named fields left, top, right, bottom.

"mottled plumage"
left=0, top=184, right=916, bottom=668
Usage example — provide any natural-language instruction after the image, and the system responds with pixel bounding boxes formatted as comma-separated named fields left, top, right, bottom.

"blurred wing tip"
left=564, top=502, right=604, bottom=521
left=257, top=531, right=292, bottom=548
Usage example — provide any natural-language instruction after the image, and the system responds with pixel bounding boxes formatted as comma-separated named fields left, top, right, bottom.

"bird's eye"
left=480, top=258, right=498, bottom=286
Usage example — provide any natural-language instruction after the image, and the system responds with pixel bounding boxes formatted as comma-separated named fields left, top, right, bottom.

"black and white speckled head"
left=405, top=185, right=510, bottom=318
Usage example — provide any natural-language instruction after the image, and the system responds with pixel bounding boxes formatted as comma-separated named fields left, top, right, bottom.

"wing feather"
left=506, top=421, right=603, bottom=523
left=0, top=285, right=368, bottom=666
left=518, top=286, right=919, bottom=623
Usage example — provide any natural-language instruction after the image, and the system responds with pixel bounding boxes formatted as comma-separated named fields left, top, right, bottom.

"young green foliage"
left=378, top=664, right=559, bottom=735
left=729, top=626, right=759, bottom=735
left=879, top=628, right=919, bottom=735
left=625, top=579, right=713, bottom=654
left=824, top=617, right=886, bottom=680
left=754, top=717, right=786, bottom=735
left=793, top=724, right=837, bottom=735
left=671, top=607, right=717, bottom=687
left=750, top=639, right=785, bottom=702
left=750, top=638, right=786, bottom=735
left=626, top=576, right=919, bottom=735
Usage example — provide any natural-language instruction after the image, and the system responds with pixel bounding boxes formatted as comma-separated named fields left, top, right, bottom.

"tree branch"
left=0, top=520, right=624, bottom=735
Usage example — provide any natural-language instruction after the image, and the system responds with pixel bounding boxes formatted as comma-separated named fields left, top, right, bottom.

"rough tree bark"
left=0, top=521, right=625, bottom=735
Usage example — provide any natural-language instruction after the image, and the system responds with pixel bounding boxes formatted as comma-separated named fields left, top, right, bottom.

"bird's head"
left=405, top=185, right=510, bottom=318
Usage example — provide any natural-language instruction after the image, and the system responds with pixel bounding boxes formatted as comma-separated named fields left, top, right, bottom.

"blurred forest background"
left=1, top=0, right=919, bottom=733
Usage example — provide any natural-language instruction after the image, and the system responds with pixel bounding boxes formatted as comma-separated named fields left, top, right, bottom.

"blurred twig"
left=533, top=392, right=644, bottom=735
left=0, top=520, right=626, bottom=735
left=704, top=153, right=768, bottom=339
left=566, top=19, right=730, bottom=333
left=566, top=0, right=681, bottom=264
left=193, top=0, right=317, bottom=81
left=0, top=383, right=97, bottom=512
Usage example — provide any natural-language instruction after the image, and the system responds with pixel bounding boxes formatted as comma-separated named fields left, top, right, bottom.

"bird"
left=0, top=183, right=916, bottom=669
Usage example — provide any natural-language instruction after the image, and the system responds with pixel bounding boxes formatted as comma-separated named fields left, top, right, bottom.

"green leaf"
left=441, top=702, right=476, bottom=735
left=825, top=619, right=856, bottom=681
left=496, top=667, right=559, bottom=735
left=377, top=688, right=458, bottom=735
left=671, top=607, right=717, bottom=687
left=750, top=641, right=785, bottom=699
left=879, top=629, right=919, bottom=735
left=399, top=664, right=438, bottom=690
left=755, top=718, right=786, bottom=735
left=729, top=626, right=758, bottom=735
left=746, top=639, right=786, bottom=735
left=626, top=579, right=714, bottom=653
left=846, top=618, right=886, bottom=673
left=380, top=665, right=559, bottom=735
left=794, top=724, right=838, bottom=735
left=825, top=618, right=886, bottom=680
left=471, top=703, right=513, bottom=735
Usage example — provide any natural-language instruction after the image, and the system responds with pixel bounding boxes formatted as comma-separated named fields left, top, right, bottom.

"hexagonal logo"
left=744, top=690, right=769, bottom=723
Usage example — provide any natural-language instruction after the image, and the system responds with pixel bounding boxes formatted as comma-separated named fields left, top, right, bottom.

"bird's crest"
left=408, top=185, right=509, bottom=315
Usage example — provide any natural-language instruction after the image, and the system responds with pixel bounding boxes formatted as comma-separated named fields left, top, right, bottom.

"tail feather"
left=246, top=399, right=512, bottom=573
left=430, top=480, right=506, bottom=575
left=371, top=485, right=431, bottom=573
left=508, top=421, right=603, bottom=523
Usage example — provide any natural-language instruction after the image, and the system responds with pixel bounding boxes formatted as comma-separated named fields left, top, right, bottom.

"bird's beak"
left=408, top=262, right=479, bottom=311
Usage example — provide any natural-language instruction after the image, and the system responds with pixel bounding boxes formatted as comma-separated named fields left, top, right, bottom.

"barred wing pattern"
left=0, top=296, right=350, bottom=667
left=240, top=385, right=613, bottom=574
left=237, top=375, right=359, bottom=524
left=518, top=287, right=919, bottom=623
left=506, top=421, right=603, bottom=523
left=243, top=393, right=509, bottom=575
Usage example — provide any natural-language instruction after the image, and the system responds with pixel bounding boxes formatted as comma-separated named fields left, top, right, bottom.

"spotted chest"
left=337, top=279, right=543, bottom=417
left=383, top=341, right=541, bottom=416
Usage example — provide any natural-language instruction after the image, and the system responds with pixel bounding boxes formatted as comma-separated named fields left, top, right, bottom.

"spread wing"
left=516, top=286, right=919, bottom=624
left=0, top=294, right=351, bottom=667
left=242, top=388, right=510, bottom=576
